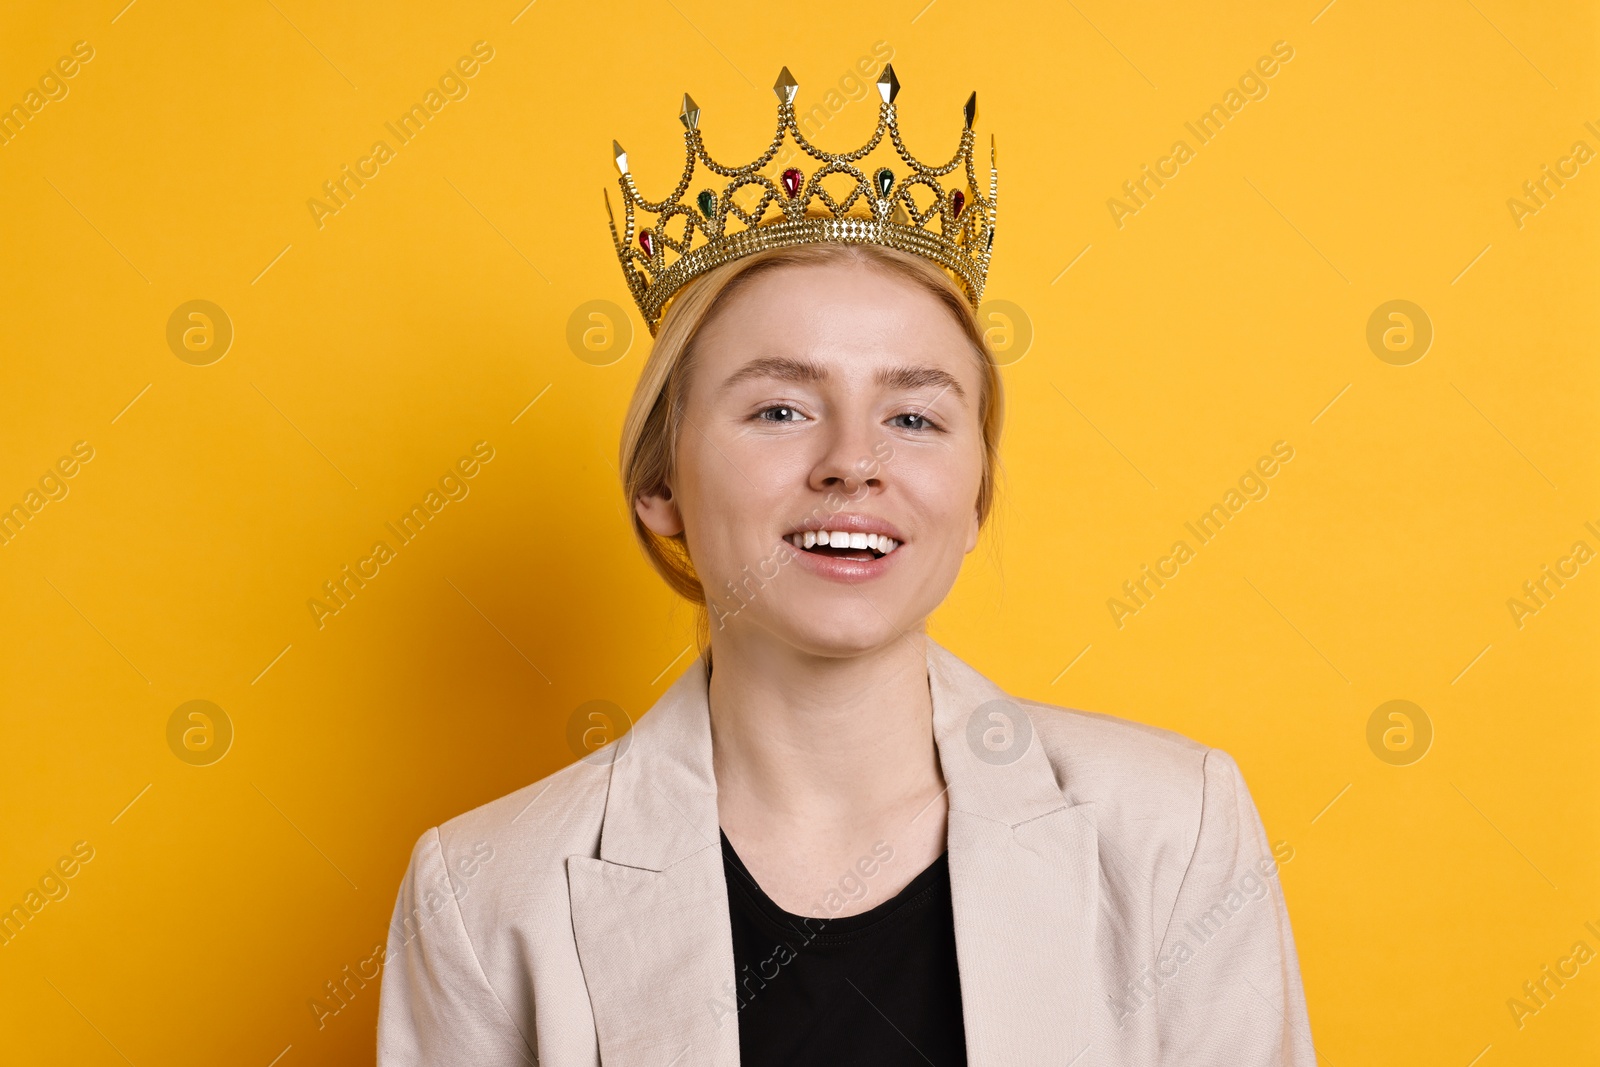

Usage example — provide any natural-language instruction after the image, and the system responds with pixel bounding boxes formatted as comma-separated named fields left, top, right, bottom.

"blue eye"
left=891, top=412, right=935, bottom=431
left=756, top=406, right=805, bottom=422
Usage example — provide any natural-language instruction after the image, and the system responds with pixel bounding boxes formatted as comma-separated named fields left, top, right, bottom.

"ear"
left=636, top=484, right=685, bottom=538
left=964, top=504, right=981, bottom=554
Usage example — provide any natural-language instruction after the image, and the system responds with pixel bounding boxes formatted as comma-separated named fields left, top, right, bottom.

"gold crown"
left=604, top=63, right=998, bottom=336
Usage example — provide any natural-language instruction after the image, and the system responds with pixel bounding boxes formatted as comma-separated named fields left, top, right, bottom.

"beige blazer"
left=377, top=641, right=1316, bottom=1065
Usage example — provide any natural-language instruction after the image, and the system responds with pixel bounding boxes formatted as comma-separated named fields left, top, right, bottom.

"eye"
left=754, top=405, right=808, bottom=423
left=889, top=410, right=939, bottom=432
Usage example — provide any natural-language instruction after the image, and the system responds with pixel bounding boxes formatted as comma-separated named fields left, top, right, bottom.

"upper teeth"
left=787, top=530, right=900, bottom=553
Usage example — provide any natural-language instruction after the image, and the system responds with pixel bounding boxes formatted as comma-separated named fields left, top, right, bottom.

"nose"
left=807, top=417, right=884, bottom=500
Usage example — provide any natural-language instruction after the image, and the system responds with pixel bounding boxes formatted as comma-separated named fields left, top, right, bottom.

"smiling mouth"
left=784, top=529, right=901, bottom=562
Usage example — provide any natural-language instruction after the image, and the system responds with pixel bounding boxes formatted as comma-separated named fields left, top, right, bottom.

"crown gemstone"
left=639, top=229, right=655, bottom=256
left=773, top=67, right=799, bottom=105
left=877, top=64, right=900, bottom=105
left=782, top=168, right=802, bottom=198
left=696, top=189, right=716, bottom=218
left=875, top=167, right=894, bottom=198
left=952, top=190, right=965, bottom=218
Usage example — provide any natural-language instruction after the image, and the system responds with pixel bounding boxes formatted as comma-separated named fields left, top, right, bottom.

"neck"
left=706, top=627, right=946, bottom=836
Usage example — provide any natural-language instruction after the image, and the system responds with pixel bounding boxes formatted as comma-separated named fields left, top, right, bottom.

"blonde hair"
left=619, top=242, right=1004, bottom=607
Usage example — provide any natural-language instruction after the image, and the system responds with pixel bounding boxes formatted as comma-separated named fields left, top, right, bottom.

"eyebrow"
left=718, top=355, right=967, bottom=401
left=875, top=363, right=966, bottom=401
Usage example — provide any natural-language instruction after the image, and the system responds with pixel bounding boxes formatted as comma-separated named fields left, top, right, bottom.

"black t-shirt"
left=720, top=829, right=967, bottom=1065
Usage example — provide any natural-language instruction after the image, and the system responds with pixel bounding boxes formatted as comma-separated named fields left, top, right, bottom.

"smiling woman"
left=621, top=242, right=1003, bottom=635
left=376, top=63, right=1315, bottom=1067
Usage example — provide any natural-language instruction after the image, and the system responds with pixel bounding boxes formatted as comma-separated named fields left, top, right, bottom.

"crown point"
left=680, top=93, right=700, bottom=130
left=891, top=200, right=911, bottom=226
left=876, top=64, right=900, bottom=104
left=603, top=188, right=615, bottom=224
left=612, top=140, right=629, bottom=174
left=773, top=66, right=798, bottom=105
left=964, top=91, right=977, bottom=129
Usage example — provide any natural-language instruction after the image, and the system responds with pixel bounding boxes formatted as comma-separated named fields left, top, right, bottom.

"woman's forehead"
left=695, top=262, right=974, bottom=365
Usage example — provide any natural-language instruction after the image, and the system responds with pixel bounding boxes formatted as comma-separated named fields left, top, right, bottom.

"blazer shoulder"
left=1009, top=697, right=1270, bottom=943
left=431, top=751, right=612, bottom=866
left=1013, top=694, right=1217, bottom=825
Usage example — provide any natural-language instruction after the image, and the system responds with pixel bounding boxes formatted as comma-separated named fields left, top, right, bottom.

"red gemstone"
left=639, top=229, right=654, bottom=256
left=951, top=190, right=965, bottom=218
left=782, top=168, right=802, bottom=198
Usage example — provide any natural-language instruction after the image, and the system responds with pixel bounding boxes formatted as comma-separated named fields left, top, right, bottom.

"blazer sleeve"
left=1154, top=748, right=1316, bottom=1066
left=376, top=827, right=537, bottom=1066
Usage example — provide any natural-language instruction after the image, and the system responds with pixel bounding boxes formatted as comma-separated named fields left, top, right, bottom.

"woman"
left=378, top=67, right=1314, bottom=1067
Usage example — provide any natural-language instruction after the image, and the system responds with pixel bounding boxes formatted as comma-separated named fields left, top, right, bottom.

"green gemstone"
left=875, top=167, right=894, bottom=198
left=696, top=189, right=716, bottom=219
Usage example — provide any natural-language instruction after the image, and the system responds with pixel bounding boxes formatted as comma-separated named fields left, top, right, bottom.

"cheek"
left=900, top=448, right=984, bottom=539
left=673, top=435, right=782, bottom=574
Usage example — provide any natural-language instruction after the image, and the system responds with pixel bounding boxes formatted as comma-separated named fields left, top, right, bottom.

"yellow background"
left=1, top=0, right=1595, bottom=1063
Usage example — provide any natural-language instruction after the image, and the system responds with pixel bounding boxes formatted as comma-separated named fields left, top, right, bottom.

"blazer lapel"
left=928, top=641, right=1101, bottom=1064
left=567, top=654, right=740, bottom=1067
left=567, top=641, right=1100, bottom=1067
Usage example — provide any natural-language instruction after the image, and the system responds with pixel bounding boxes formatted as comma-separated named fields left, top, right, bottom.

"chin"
left=781, top=629, right=909, bottom=661
left=763, top=596, right=930, bottom=660
left=701, top=549, right=954, bottom=655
